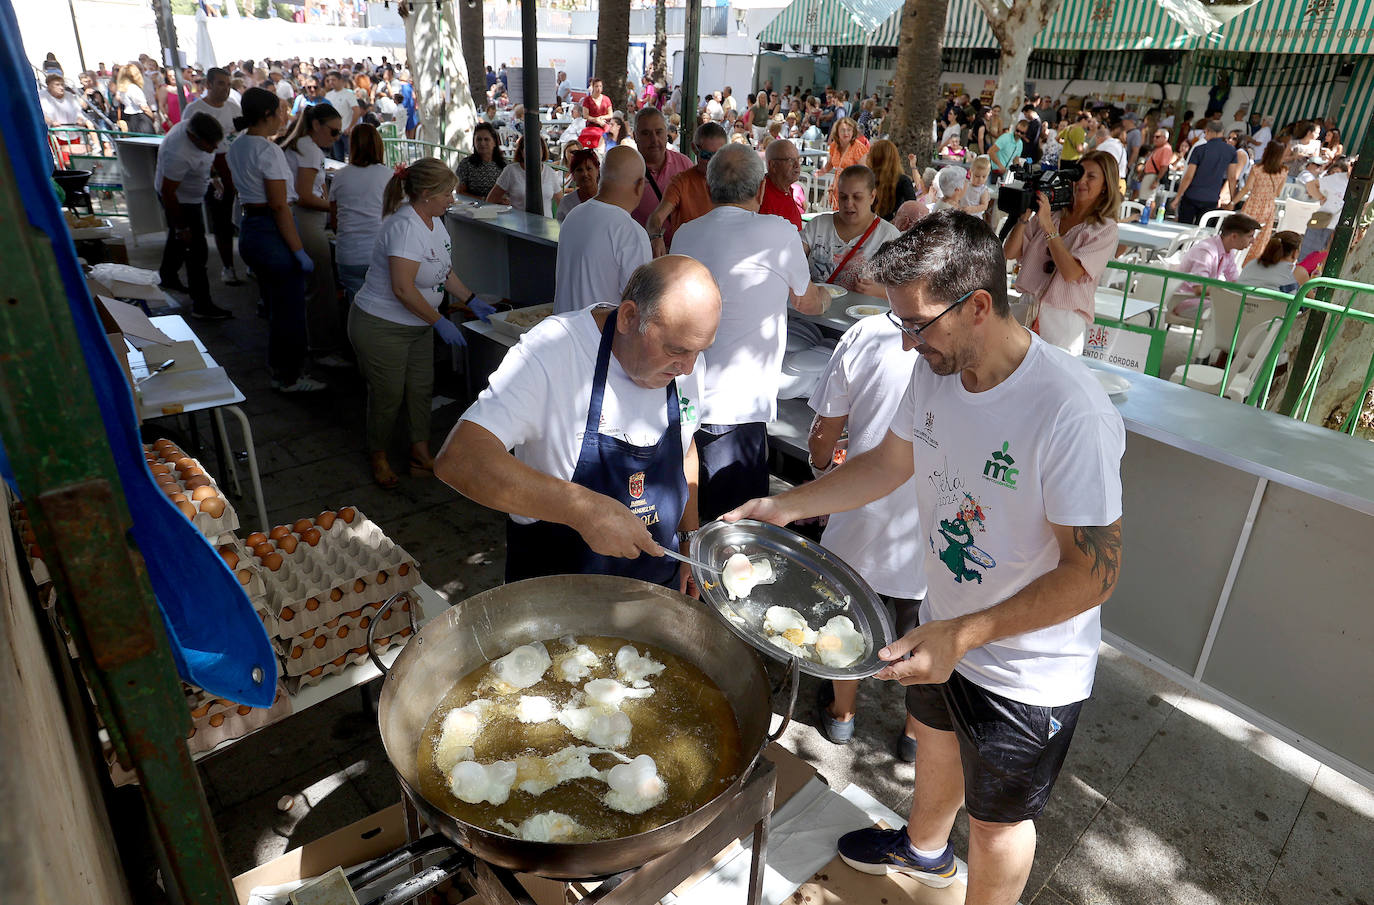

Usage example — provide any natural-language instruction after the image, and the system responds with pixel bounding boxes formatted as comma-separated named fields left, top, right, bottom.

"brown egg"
left=308, top=666, right=324, bottom=677
left=313, top=636, right=327, bottom=649
left=208, top=713, right=225, bottom=727
left=376, top=634, right=390, bottom=646
left=358, top=616, right=371, bottom=630
left=191, top=485, right=218, bottom=502
left=151, top=463, right=170, bottom=476
left=176, top=500, right=197, bottom=519
left=252, top=542, right=274, bottom=558
left=399, top=627, right=412, bottom=638
left=269, top=525, right=292, bottom=540
left=290, top=645, right=303, bottom=659
left=261, top=552, right=283, bottom=571
left=398, top=562, right=410, bottom=576
left=187, top=727, right=197, bottom=739
left=331, top=654, right=347, bottom=667
left=301, top=528, right=322, bottom=547
left=245, top=531, right=268, bottom=547
left=301, top=628, right=315, bottom=639
left=279, top=606, right=295, bottom=621
left=351, top=645, right=368, bottom=656
left=236, top=705, right=251, bottom=716
left=305, top=597, right=320, bottom=611
left=157, top=474, right=179, bottom=488
left=330, top=587, right=343, bottom=602
left=199, top=497, right=226, bottom=519
left=324, top=616, right=339, bottom=628
left=316, top=510, right=337, bottom=530
left=376, top=570, right=389, bottom=584
left=236, top=569, right=252, bottom=586
left=277, top=534, right=298, bottom=554
left=292, top=517, right=314, bottom=533
left=190, top=703, right=210, bottom=718
left=180, top=465, right=205, bottom=479
left=353, top=578, right=367, bottom=593
left=400, top=600, right=410, bottom=613
left=336, top=625, right=349, bottom=639
left=154, top=439, right=174, bottom=453
left=339, top=507, right=357, bottom=524
left=345, top=607, right=362, bottom=618
left=168, top=492, right=188, bottom=504
left=185, top=475, right=212, bottom=490
left=218, top=547, right=239, bottom=569
left=173, top=456, right=196, bottom=472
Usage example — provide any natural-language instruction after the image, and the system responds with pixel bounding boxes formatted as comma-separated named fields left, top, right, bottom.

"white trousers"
left=1037, top=305, right=1088, bottom=356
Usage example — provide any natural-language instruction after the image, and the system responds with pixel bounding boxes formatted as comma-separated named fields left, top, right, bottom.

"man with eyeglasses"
left=726, top=209, right=1124, bottom=905
left=291, top=79, right=322, bottom=117
left=1137, top=127, right=1175, bottom=200
left=645, top=122, right=728, bottom=255
left=758, top=138, right=806, bottom=230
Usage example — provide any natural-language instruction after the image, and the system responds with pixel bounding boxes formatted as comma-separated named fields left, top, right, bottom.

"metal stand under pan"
left=342, top=760, right=777, bottom=905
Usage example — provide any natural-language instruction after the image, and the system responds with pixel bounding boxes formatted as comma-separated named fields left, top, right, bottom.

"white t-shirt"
left=553, top=199, right=651, bottom=315
left=40, top=91, right=82, bottom=125
left=274, top=80, right=294, bottom=102
left=556, top=190, right=587, bottom=223
left=809, top=315, right=927, bottom=598
left=1250, top=126, right=1272, bottom=148
left=802, top=213, right=901, bottom=292
left=672, top=206, right=811, bottom=424
left=557, top=80, right=572, bottom=103
left=229, top=88, right=242, bottom=105
left=353, top=206, right=453, bottom=326
left=888, top=332, right=1125, bottom=706
left=706, top=99, right=724, bottom=121
left=495, top=162, right=562, bottom=215
left=1097, top=137, right=1127, bottom=175
left=120, top=83, right=147, bottom=114
left=1316, top=172, right=1348, bottom=218
left=285, top=139, right=327, bottom=203
left=183, top=96, right=242, bottom=154
left=226, top=134, right=293, bottom=205
left=330, top=163, right=394, bottom=264
left=154, top=122, right=214, bottom=203
left=323, top=88, right=359, bottom=125
left=460, top=305, right=707, bottom=525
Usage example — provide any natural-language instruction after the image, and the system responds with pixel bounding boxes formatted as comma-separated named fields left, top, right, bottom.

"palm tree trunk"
left=651, top=0, right=667, bottom=84
left=596, top=0, right=632, bottom=113
left=457, top=0, right=486, bottom=110
left=886, top=0, right=947, bottom=169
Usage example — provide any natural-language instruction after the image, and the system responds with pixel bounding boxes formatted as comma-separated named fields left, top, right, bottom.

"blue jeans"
left=337, top=263, right=369, bottom=305
left=1298, top=226, right=1333, bottom=262
left=237, top=212, right=308, bottom=384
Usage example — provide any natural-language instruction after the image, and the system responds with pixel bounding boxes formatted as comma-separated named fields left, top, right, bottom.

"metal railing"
left=48, top=126, right=163, bottom=219
left=382, top=136, right=466, bottom=170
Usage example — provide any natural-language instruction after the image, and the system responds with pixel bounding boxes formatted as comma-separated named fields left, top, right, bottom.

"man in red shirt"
left=580, top=77, right=613, bottom=147
left=630, top=106, right=693, bottom=228
left=759, top=139, right=806, bottom=230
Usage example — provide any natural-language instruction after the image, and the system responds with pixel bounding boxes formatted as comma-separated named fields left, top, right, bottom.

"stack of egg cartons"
left=243, top=507, right=423, bottom=691
left=144, top=439, right=240, bottom=537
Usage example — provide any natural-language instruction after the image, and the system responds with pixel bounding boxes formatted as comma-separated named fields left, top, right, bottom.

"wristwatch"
left=647, top=231, right=664, bottom=240
left=1047, top=231, right=1061, bottom=240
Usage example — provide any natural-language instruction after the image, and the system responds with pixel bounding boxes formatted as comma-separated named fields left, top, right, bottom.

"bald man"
left=759, top=138, right=806, bottom=230
left=553, top=146, right=653, bottom=315
left=438, top=256, right=721, bottom=588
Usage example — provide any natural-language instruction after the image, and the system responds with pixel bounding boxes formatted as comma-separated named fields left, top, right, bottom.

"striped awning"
left=758, top=0, right=906, bottom=44
left=1203, top=0, right=1374, bottom=54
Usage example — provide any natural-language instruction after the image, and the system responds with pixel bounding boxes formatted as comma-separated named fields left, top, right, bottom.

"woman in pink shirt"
left=1004, top=150, right=1122, bottom=355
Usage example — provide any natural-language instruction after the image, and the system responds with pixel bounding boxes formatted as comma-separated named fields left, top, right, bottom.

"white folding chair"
left=1196, top=209, right=1229, bottom=233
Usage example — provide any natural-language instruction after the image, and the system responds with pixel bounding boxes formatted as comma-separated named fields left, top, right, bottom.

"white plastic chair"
left=1170, top=316, right=1284, bottom=400
left=1276, top=199, right=1319, bottom=233
left=1196, top=209, right=1229, bottom=233
left=1120, top=201, right=1145, bottom=221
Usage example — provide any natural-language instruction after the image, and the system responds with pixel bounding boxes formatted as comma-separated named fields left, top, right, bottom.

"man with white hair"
left=1247, top=115, right=1274, bottom=153
left=759, top=138, right=806, bottom=230
left=671, top=143, right=830, bottom=519
left=554, top=146, right=652, bottom=314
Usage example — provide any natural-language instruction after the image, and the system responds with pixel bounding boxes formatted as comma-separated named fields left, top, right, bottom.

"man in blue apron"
left=436, top=256, right=721, bottom=590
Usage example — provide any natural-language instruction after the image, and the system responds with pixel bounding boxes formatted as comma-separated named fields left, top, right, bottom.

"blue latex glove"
left=433, top=316, right=467, bottom=347
left=470, top=298, right=498, bottom=323
left=293, top=248, right=315, bottom=273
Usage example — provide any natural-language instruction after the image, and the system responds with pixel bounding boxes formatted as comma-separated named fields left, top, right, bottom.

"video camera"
left=996, top=161, right=1084, bottom=221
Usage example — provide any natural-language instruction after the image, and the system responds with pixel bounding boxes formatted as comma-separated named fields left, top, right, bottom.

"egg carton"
left=243, top=508, right=422, bottom=636
left=276, top=594, right=417, bottom=677
left=212, top=536, right=278, bottom=636
left=283, top=626, right=415, bottom=694
left=185, top=680, right=293, bottom=756
left=9, top=500, right=53, bottom=593
left=144, top=440, right=240, bottom=537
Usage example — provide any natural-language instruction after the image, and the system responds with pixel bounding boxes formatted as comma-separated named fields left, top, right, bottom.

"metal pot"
left=368, top=575, right=796, bottom=879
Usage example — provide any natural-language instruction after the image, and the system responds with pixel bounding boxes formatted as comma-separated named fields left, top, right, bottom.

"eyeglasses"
left=886, top=289, right=975, bottom=340
left=329, top=128, right=342, bottom=137
left=697, top=149, right=715, bottom=161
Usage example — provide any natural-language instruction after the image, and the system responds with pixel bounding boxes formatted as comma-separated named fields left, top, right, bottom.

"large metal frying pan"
left=368, top=575, right=796, bottom=879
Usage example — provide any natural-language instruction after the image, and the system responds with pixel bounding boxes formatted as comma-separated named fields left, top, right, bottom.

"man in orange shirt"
left=646, top=122, right=728, bottom=255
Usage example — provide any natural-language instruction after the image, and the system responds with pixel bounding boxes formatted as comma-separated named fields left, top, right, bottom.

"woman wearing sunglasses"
left=1002, top=149, right=1121, bottom=355
left=283, top=102, right=348, bottom=368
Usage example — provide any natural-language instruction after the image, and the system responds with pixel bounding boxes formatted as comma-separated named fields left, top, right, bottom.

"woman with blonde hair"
left=820, top=116, right=869, bottom=209
left=867, top=139, right=919, bottom=221
left=1004, top=149, right=1122, bottom=355
left=349, top=158, right=486, bottom=488
left=116, top=63, right=155, bottom=133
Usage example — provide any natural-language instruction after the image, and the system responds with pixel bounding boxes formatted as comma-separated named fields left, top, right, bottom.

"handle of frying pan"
left=348, top=835, right=473, bottom=905
left=366, top=591, right=418, bottom=677
left=767, top=655, right=801, bottom=744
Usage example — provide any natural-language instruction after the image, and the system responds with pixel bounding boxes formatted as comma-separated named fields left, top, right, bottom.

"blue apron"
left=505, top=307, right=687, bottom=587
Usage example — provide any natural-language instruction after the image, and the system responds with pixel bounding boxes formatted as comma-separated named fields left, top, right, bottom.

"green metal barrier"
left=383, top=136, right=466, bottom=169
left=1243, top=277, right=1374, bottom=434
left=48, top=126, right=161, bottom=219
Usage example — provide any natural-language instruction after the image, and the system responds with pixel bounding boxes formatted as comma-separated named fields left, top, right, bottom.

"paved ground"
left=110, top=231, right=1373, bottom=905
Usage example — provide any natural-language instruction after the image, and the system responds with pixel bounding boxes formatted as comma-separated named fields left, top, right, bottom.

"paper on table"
left=97, top=296, right=175, bottom=346
left=138, top=366, right=236, bottom=413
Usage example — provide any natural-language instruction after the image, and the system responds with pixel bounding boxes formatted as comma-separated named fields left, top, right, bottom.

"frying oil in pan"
left=416, top=636, right=744, bottom=841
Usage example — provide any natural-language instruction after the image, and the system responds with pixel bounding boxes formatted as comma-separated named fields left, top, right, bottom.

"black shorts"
left=695, top=422, right=769, bottom=522
left=882, top=594, right=922, bottom=639
left=906, top=668, right=1083, bottom=824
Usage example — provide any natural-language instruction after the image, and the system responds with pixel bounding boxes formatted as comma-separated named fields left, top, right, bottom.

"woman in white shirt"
left=801, top=165, right=900, bottom=299
left=487, top=135, right=561, bottom=215
left=226, top=88, right=322, bottom=392
left=329, top=124, right=394, bottom=304
left=348, top=158, right=486, bottom=488
left=281, top=102, right=346, bottom=367
left=116, top=64, right=155, bottom=133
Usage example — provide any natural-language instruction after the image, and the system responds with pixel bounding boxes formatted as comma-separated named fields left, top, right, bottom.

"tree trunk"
left=457, top=0, right=486, bottom=110
left=886, top=0, right=947, bottom=168
left=403, top=0, right=479, bottom=159
left=974, top=0, right=1064, bottom=114
left=651, top=0, right=668, bottom=84
left=596, top=0, right=632, bottom=113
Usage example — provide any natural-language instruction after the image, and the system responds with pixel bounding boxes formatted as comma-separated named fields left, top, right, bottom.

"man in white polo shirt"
left=726, top=210, right=1124, bottom=905
left=670, top=143, right=829, bottom=518
left=554, top=145, right=652, bottom=314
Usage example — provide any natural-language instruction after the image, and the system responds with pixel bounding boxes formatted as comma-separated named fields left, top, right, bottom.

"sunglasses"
left=886, top=289, right=975, bottom=340
left=329, top=128, right=342, bottom=137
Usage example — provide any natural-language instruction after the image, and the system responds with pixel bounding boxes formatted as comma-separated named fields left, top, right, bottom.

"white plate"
left=1093, top=370, right=1131, bottom=397
left=816, top=283, right=848, bottom=299
left=845, top=304, right=888, bottom=320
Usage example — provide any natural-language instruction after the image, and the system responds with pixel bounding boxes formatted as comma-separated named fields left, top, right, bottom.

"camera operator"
left=1004, top=150, right=1121, bottom=355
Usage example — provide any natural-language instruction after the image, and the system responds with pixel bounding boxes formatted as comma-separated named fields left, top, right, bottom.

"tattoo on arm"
left=1073, top=522, right=1122, bottom=596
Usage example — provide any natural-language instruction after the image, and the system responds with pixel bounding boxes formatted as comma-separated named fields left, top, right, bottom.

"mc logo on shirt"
left=983, top=441, right=1019, bottom=489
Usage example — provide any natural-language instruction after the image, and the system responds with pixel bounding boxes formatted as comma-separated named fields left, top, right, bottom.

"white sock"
left=909, top=840, right=948, bottom=860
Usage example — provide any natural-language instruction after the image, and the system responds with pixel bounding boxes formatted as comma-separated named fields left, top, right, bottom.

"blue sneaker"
left=837, top=827, right=957, bottom=887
